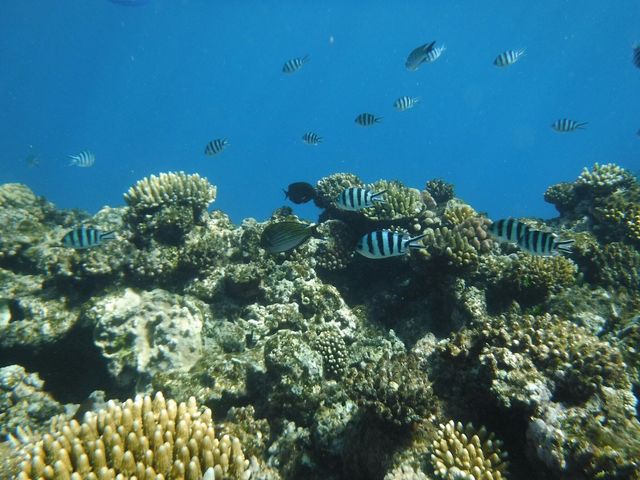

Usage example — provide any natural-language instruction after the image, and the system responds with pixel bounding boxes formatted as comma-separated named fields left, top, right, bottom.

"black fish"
left=261, top=221, right=316, bottom=253
left=284, top=182, right=316, bottom=204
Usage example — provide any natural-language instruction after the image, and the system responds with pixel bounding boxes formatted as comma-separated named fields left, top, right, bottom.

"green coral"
left=346, top=352, right=435, bottom=427
left=487, top=254, right=577, bottom=308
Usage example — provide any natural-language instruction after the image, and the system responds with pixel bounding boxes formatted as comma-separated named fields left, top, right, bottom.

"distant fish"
left=356, top=230, right=427, bottom=259
left=261, top=221, right=316, bottom=253
left=68, top=150, right=95, bottom=167
left=62, top=227, right=115, bottom=249
left=25, top=152, right=40, bottom=168
left=393, top=96, right=420, bottom=111
left=284, top=182, right=316, bottom=204
left=551, top=118, right=588, bottom=133
left=355, top=113, right=382, bottom=126
left=488, top=218, right=574, bottom=256
left=633, top=44, right=640, bottom=69
left=493, top=49, right=525, bottom=67
left=335, top=187, right=386, bottom=211
left=405, top=41, right=436, bottom=71
left=204, top=138, right=228, bottom=156
left=302, top=132, right=322, bottom=145
left=282, top=55, right=309, bottom=74
left=424, top=45, right=446, bottom=63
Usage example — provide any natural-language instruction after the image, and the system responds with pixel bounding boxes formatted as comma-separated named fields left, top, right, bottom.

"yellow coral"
left=124, top=172, right=217, bottom=211
left=443, top=204, right=477, bottom=227
left=431, top=420, right=508, bottom=480
left=17, top=392, right=251, bottom=480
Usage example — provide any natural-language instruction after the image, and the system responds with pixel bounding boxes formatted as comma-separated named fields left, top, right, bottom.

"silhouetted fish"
left=282, top=55, right=309, bottom=74
left=551, top=118, right=587, bottom=132
left=355, top=113, right=382, bottom=126
left=284, top=182, right=316, bottom=204
left=493, top=49, right=525, bottom=67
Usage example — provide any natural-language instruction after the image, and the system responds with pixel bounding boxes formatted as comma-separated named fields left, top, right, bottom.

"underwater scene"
left=1, top=1, right=640, bottom=479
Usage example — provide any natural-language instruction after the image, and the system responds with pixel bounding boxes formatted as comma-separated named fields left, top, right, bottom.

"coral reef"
left=431, top=420, right=509, bottom=480
left=425, top=179, right=455, bottom=204
left=15, top=392, right=252, bottom=479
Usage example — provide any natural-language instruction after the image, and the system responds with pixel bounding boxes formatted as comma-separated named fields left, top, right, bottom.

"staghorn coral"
left=311, top=325, right=349, bottom=378
left=575, top=162, right=634, bottom=195
left=430, top=420, right=509, bottom=480
left=346, top=352, right=435, bottom=427
left=425, top=179, right=455, bottom=204
left=314, top=173, right=363, bottom=209
left=16, top=392, right=252, bottom=480
left=124, top=172, right=217, bottom=213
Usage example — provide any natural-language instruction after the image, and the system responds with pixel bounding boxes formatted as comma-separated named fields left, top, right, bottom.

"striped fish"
left=633, top=44, right=640, bottom=69
left=393, top=96, right=420, bottom=111
left=551, top=118, right=588, bottom=132
left=355, top=113, right=382, bottom=126
left=488, top=218, right=574, bottom=256
left=282, top=55, right=309, bottom=74
left=356, top=230, right=427, bottom=259
left=335, top=187, right=386, bottom=211
left=260, top=221, right=316, bottom=253
left=68, top=150, right=95, bottom=167
left=204, top=138, right=228, bottom=156
left=405, top=41, right=436, bottom=71
left=493, top=49, right=525, bottom=67
left=424, top=45, right=446, bottom=63
left=62, top=227, right=115, bottom=249
left=302, top=132, right=322, bottom=145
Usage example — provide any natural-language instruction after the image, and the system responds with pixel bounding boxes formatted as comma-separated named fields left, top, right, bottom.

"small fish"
left=68, top=150, right=95, bottom=167
left=62, top=227, right=115, bottom=249
left=405, top=41, right=436, bottom=71
left=356, top=230, right=427, bottom=259
left=355, top=113, right=382, bottom=126
left=284, top=182, right=316, bottom=204
left=302, top=132, right=322, bottom=145
left=204, top=138, right=228, bottom=156
left=335, top=187, right=386, bottom=211
left=261, top=221, right=316, bottom=253
left=393, top=96, right=420, bottom=111
left=551, top=118, right=588, bottom=132
left=493, top=49, right=525, bottom=67
left=25, top=152, right=40, bottom=168
left=633, top=44, right=640, bottom=69
left=424, top=45, right=446, bottom=63
left=282, top=55, right=309, bottom=74
left=488, top=218, right=574, bottom=256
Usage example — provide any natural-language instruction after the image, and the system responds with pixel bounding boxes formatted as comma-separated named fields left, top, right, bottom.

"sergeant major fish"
left=493, top=49, right=525, bottom=67
left=393, top=96, right=420, bottom=111
left=355, top=113, right=382, bottom=126
left=424, top=44, right=446, bottom=63
left=551, top=118, right=588, bottom=132
left=405, top=41, right=437, bottom=71
left=282, top=55, right=309, bottom=74
left=62, top=227, right=115, bottom=249
left=204, top=138, right=228, bottom=156
left=68, top=150, right=95, bottom=167
left=356, top=230, right=427, bottom=259
left=302, top=132, right=322, bottom=145
left=488, top=218, right=574, bottom=256
left=335, top=187, right=386, bottom=211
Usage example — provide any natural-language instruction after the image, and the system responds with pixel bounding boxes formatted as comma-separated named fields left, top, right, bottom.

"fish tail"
left=100, top=231, right=116, bottom=241
left=283, top=189, right=289, bottom=199
left=375, top=116, right=383, bottom=123
left=371, top=190, right=387, bottom=202
left=554, top=239, right=574, bottom=254
left=407, top=233, right=428, bottom=249
left=576, top=122, right=588, bottom=129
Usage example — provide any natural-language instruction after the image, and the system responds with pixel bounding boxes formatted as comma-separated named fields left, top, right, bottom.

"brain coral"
left=17, top=392, right=252, bottom=479
left=124, top=172, right=217, bottom=212
left=431, top=420, right=508, bottom=480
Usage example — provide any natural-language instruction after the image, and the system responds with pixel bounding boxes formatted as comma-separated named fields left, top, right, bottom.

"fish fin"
left=100, top=231, right=116, bottom=241
left=407, top=233, right=428, bottom=248
left=375, top=116, right=383, bottom=123
left=576, top=122, right=588, bottom=129
left=371, top=190, right=387, bottom=201
left=422, top=41, right=436, bottom=52
left=554, top=239, right=574, bottom=254
left=283, top=189, right=289, bottom=200
left=302, top=54, right=310, bottom=63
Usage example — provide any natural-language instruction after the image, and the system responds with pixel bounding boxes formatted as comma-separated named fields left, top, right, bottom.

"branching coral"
left=361, top=180, right=426, bottom=222
left=575, top=163, right=634, bottom=195
left=430, top=420, right=509, bottom=480
left=17, top=392, right=252, bottom=479
left=425, top=179, right=455, bottom=204
left=124, top=172, right=217, bottom=213
left=346, top=352, right=434, bottom=427
left=571, top=236, right=640, bottom=290
left=543, top=182, right=578, bottom=215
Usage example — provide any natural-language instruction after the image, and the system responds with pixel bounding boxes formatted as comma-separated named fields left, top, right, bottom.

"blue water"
left=1, top=1, right=639, bottom=224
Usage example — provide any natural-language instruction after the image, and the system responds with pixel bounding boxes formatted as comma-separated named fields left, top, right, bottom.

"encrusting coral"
left=16, top=392, right=252, bottom=480
left=430, top=420, right=509, bottom=480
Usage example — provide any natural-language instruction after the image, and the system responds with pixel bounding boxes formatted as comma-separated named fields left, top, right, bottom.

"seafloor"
left=0, top=163, right=639, bottom=480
